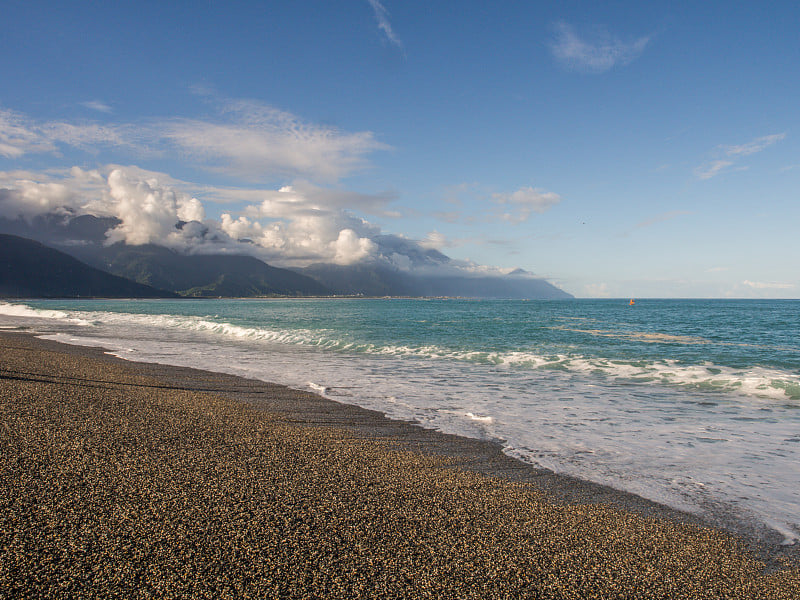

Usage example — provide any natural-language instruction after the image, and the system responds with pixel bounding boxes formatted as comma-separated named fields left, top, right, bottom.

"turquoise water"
left=2, top=298, right=799, bottom=543
left=12, top=298, right=798, bottom=397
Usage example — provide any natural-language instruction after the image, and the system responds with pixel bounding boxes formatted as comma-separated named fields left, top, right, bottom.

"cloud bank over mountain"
left=0, top=165, right=380, bottom=266
left=0, top=164, right=559, bottom=290
left=0, top=96, right=568, bottom=296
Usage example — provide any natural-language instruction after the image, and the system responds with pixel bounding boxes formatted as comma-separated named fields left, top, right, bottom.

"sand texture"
left=1, top=331, right=798, bottom=599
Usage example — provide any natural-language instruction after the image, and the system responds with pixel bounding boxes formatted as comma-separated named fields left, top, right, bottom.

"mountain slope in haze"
left=299, top=263, right=574, bottom=299
left=0, top=216, right=332, bottom=297
left=300, top=234, right=574, bottom=299
left=75, top=243, right=332, bottom=297
left=0, top=214, right=573, bottom=299
left=0, top=234, right=176, bottom=298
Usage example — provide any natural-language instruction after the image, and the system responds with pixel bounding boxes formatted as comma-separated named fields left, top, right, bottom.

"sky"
left=1, top=0, right=798, bottom=298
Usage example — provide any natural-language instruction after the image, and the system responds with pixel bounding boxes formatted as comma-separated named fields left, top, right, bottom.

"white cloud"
left=742, top=280, right=795, bottom=290
left=0, top=180, right=78, bottom=219
left=368, top=0, right=403, bottom=49
left=176, top=196, right=205, bottom=223
left=722, top=133, right=786, bottom=157
left=0, top=109, right=56, bottom=158
left=219, top=214, right=260, bottom=241
left=0, top=100, right=387, bottom=183
left=332, top=228, right=377, bottom=264
left=549, top=22, right=651, bottom=73
left=696, top=133, right=786, bottom=179
left=419, top=230, right=447, bottom=250
left=220, top=208, right=380, bottom=266
left=0, top=107, right=132, bottom=159
left=0, top=167, right=112, bottom=220
left=492, top=186, right=562, bottom=223
left=0, top=165, right=389, bottom=265
left=160, top=102, right=386, bottom=182
left=81, top=100, right=113, bottom=113
left=694, top=160, right=735, bottom=180
left=104, top=168, right=206, bottom=247
left=212, top=180, right=386, bottom=266
left=244, top=186, right=324, bottom=220
left=239, top=180, right=397, bottom=219
left=4, top=164, right=543, bottom=276
left=42, top=121, right=126, bottom=149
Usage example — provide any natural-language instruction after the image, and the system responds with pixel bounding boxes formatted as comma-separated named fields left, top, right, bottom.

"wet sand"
left=1, top=331, right=798, bottom=598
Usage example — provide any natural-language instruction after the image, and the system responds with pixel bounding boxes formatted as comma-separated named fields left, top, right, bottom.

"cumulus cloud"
left=549, top=22, right=651, bottom=73
left=368, top=0, right=403, bottom=49
left=1, top=163, right=522, bottom=276
left=0, top=164, right=390, bottom=265
left=0, top=165, right=208, bottom=251
left=0, top=166, right=113, bottom=220
left=222, top=197, right=381, bottom=266
left=0, top=180, right=78, bottom=220
left=240, top=181, right=397, bottom=220
left=332, top=229, right=377, bottom=264
left=104, top=168, right=206, bottom=247
left=492, top=186, right=562, bottom=223
left=696, top=133, right=786, bottom=179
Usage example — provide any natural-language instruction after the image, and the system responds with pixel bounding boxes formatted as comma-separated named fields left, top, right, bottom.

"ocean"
left=2, top=298, right=798, bottom=544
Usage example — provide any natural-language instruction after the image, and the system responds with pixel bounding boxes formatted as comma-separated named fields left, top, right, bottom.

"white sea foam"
left=0, top=301, right=92, bottom=326
left=9, top=303, right=797, bottom=402
left=308, top=382, right=327, bottom=395
left=466, top=412, right=493, bottom=422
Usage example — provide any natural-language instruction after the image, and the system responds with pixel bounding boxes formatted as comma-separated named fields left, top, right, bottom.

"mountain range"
left=0, top=234, right=175, bottom=298
left=0, top=214, right=573, bottom=299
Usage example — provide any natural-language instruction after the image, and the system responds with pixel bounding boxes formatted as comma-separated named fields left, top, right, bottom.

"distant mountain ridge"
left=0, top=215, right=574, bottom=299
left=0, top=216, right=331, bottom=297
left=0, top=234, right=175, bottom=298
left=298, top=263, right=573, bottom=299
left=74, top=243, right=332, bottom=297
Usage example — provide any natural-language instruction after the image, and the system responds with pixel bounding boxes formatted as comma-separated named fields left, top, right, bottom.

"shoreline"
left=10, top=330, right=795, bottom=554
left=2, top=330, right=798, bottom=596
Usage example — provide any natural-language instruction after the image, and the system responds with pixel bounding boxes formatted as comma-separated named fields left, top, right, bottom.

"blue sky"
left=1, top=1, right=798, bottom=298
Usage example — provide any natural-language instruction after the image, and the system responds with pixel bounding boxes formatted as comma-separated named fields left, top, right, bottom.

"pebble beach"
left=1, top=331, right=798, bottom=599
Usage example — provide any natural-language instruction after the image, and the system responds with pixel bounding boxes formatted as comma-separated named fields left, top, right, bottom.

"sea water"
left=1, top=298, right=798, bottom=543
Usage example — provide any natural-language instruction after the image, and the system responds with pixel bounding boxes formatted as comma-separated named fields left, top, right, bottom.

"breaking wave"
left=3, top=300, right=796, bottom=401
